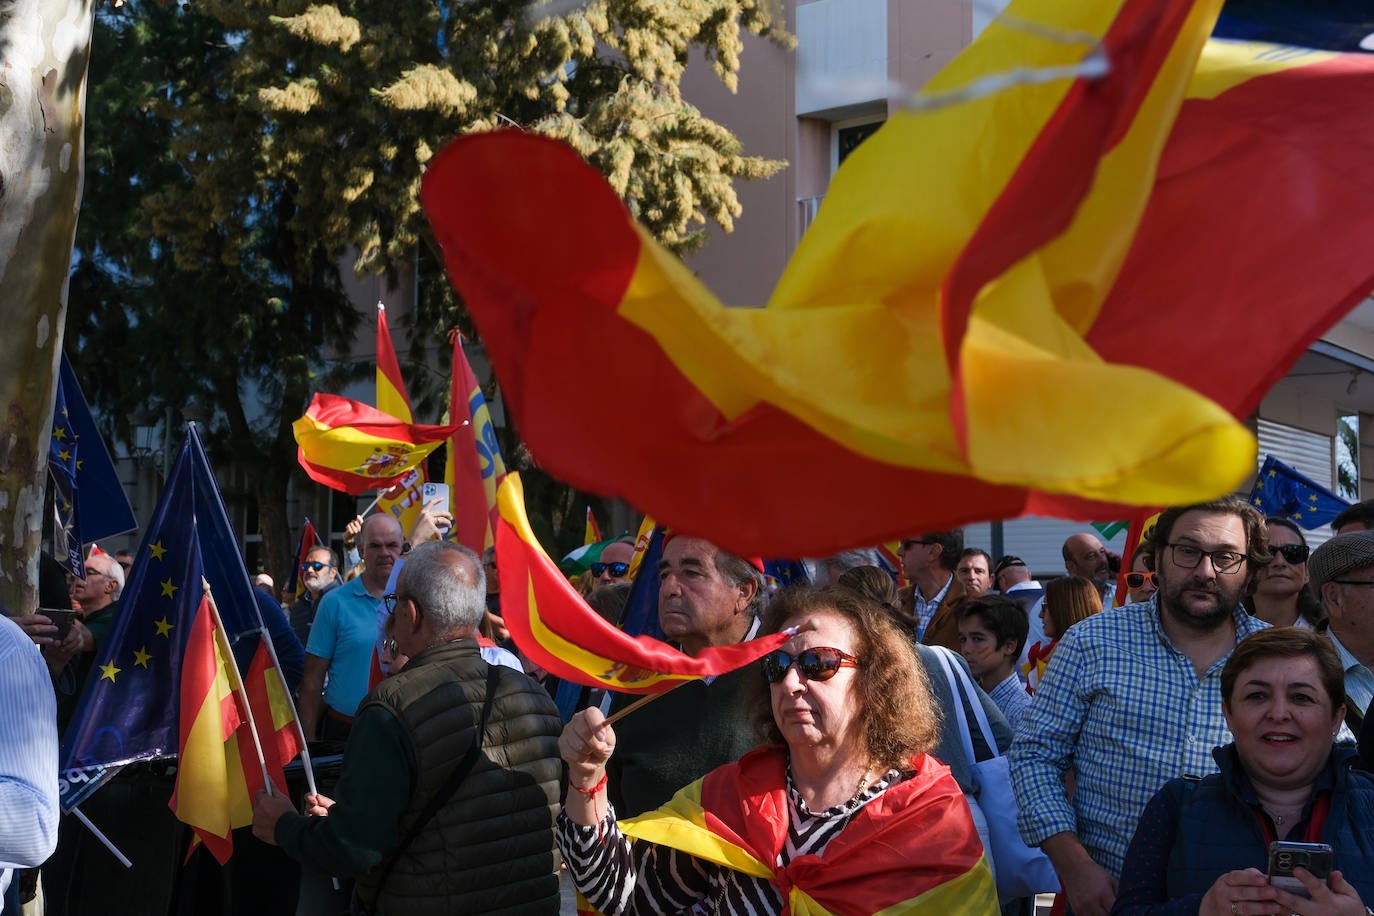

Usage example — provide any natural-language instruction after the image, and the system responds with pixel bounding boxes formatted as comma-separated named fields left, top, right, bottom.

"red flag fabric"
left=293, top=393, right=460, bottom=496
left=286, top=519, right=323, bottom=605
left=420, top=4, right=1374, bottom=557
left=496, top=474, right=790, bottom=694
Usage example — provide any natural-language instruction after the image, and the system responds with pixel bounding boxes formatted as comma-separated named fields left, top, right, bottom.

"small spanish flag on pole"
left=583, top=507, right=602, bottom=548
left=293, top=393, right=459, bottom=495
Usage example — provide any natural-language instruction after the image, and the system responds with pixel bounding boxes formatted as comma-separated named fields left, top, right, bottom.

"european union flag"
left=617, top=526, right=665, bottom=641
left=57, top=426, right=266, bottom=810
left=763, top=559, right=810, bottom=594
left=50, top=354, right=136, bottom=555
left=1248, top=455, right=1351, bottom=530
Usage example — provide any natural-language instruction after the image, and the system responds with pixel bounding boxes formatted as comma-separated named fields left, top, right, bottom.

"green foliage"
left=70, top=0, right=788, bottom=566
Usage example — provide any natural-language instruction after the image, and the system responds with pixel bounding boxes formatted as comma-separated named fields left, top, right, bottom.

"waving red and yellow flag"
left=293, top=393, right=460, bottom=495
left=422, top=0, right=1374, bottom=557
left=496, top=474, right=790, bottom=693
left=606, top=746, right=996, bottom=914
left=375, top=303, right=429, bottom=534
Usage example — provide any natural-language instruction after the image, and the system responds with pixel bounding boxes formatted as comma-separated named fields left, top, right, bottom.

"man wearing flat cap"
left=1309, top=530, right=1374, bottom=732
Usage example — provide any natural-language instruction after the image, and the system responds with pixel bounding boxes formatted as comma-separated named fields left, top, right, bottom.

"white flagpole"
left=70, top=806, right=132, bottom=868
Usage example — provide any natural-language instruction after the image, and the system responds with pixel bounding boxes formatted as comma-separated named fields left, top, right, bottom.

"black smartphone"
left=39, top=608, right=76, bottom=641
left=1267, top=841, right=1333, bottom=898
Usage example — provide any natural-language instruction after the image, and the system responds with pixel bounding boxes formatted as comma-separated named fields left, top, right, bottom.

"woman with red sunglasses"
left=1243, top=517, right=1324, bottom=630
left=556, top=586, right=997, bottom=914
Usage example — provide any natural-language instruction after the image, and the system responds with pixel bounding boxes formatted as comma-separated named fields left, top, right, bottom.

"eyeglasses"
left=1125, top=571, right=1157, bottom=589
left=760, top=647, right=860, bottom=684
left=383, top=593, right=401, bottom=614
left=899, top=539, right=934, bottom=551
left=1330, top=579, right=1374, bottom=588
left=1165, top=543, right=1247, bottom=574
left=83, top=568, right=107, bottom=579
left=300, top=560, right=332, bottom=572
left=1272, top=544, right=1309, bottom=565
left=591, top=562, right=630, bottom=578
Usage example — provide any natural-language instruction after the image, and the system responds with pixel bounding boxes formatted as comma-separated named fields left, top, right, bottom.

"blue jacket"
left=1113, top=744, right=1374, bottom=914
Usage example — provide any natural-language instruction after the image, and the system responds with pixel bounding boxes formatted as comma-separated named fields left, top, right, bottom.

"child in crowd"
left=956, top=595, right=1031, bottom=731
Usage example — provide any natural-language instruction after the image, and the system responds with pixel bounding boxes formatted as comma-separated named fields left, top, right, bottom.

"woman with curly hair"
left=557, top=586, right=997, bottom=914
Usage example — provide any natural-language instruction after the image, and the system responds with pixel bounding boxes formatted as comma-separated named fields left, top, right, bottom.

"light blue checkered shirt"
left=1008, top=598, right=1267, bottom=877
left=0, top=616, right=59, bottom=896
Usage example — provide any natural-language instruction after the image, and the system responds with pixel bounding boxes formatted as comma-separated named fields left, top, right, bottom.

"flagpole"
left=359, top=491, right=385, bottom=518
left=69, top=806, right=132, bottom=868
left=202, top=581, right=275, bottom=797
left=255, top=624, right=321, bottom=800
left=601, top=623, right=807, bottom=727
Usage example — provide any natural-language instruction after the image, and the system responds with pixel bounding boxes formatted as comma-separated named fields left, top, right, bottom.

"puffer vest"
left=1163, top=744, right=1374, bottom=901
left=353, top=640, right=563, bottom=915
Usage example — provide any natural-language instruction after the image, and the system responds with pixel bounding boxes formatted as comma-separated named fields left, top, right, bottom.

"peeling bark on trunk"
left=0, top=0, right=95, bottom=613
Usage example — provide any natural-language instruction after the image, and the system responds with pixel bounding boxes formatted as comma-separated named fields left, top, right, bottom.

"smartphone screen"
left=1267, top=842, right=1333, bottom=899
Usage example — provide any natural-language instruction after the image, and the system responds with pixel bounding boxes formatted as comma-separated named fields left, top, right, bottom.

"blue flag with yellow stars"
left=49, top=368, right=84, bottom=579
left=50, top=354, right=136, bottom=558
left=57, top=426, right=265, bottom=810
left=1248, top=455, right=1352, bottom=530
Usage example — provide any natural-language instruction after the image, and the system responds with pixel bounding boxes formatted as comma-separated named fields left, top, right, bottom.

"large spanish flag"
left=293, top=393, right=460, bottom=495
left=496, top=474, right=790, bottom=692
left=421, top=0, right=1374, bottom=557
left=602, top=746, right=996, bottom=914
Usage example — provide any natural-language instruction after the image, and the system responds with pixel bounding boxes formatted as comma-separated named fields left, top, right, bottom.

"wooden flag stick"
left=601, top=624, right=805, bottom=727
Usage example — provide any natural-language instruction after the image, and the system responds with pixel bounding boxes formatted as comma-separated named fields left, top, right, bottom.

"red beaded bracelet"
left=572, top=772, right=608, bottom=796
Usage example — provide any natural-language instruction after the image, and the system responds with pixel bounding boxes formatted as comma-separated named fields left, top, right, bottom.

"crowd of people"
left=5, top=492, right=1374, bottom=916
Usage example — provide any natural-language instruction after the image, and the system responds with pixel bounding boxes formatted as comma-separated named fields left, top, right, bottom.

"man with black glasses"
left=589, top=537, right=634, bottom=590
left=1310, top=531, right=1374, bottom=731
left=1010, top=497, right=1271, bottom=916
left=896, top=529, right=966, bottom=650
left=288, top=545, right=340, bottom=648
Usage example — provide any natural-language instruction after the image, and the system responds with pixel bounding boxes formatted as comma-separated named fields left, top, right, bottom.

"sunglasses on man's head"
left=1125, top=572, right=1157, bottom=589
left=591, top=562, right=630, bottom=578
left=760, top=647, right=860, bottom=684
left=1272, top=544, right=1309, bottom=565
left=300, top=560, right=332, bottom=572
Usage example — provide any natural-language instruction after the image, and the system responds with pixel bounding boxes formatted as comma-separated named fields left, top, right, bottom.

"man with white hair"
left=253, top=541, right=562, bottom=915
left=14, top=550, right=125, bottom=731
left=1309, top=530, right=1374, bottom=731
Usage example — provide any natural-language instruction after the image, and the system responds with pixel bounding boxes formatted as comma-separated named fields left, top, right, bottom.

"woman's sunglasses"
left=761, top=647, right=860, bottom=683
left=591, top=561, right=630, bottom=578
left=1272, top=544, right=1309, bottom=565
left=1126, top=572, right=1158, bottom=589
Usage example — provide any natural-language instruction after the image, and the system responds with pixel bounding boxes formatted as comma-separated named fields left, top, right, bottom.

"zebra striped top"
left=558, top=766, right=906, bottom=915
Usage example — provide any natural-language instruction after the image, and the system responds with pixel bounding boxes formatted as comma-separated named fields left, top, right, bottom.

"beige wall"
left=681, top=0, right=974, bottom=305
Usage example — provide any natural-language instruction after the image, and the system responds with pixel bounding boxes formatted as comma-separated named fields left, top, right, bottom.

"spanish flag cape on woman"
left=613, top=745, right=996, bottom=915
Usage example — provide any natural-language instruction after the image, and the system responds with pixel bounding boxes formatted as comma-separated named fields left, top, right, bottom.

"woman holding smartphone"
left=1112, top=629, right=1374, bottom=915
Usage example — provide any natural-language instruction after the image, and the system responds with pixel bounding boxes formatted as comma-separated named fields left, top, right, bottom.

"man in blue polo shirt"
left=298, top=514, right=404, bottom=742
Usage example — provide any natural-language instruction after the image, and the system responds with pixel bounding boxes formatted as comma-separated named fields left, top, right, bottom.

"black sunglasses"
left=761, top=647, right=860, bottom=684
left=300, top=560, right=332, bottom=572
left=1126, top=571, right=1157, bottom=589
left=1272, top=544, right=1309, bottom=565
left=591, top=561, right=630, bottom=578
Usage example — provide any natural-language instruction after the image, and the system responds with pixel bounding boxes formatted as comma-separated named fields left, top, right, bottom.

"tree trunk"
left=0, top=0, right=94, bottom=613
